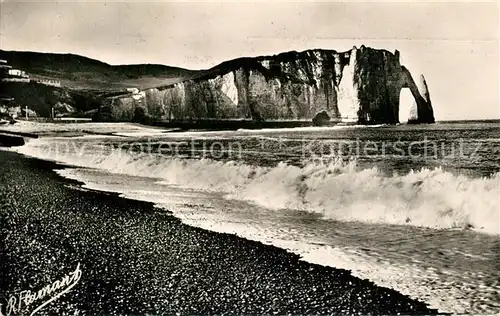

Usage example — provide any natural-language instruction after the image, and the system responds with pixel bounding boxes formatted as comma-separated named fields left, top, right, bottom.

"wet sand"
left=0, top=150, right=441, bottom=315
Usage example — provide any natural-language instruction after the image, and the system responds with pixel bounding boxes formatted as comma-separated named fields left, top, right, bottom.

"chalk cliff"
left=100, top=46, right=435, bottom=124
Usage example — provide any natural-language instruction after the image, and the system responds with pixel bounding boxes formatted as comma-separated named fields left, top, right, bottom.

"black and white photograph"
left=0, top=1, right=499, bottom=315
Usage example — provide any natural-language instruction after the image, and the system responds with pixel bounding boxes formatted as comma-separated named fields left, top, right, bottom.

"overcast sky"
left=0, top=0, right=498, bottom=120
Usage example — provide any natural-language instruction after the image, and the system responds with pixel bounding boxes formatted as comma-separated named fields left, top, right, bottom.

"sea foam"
left=15, top=137, right=500, bottom=235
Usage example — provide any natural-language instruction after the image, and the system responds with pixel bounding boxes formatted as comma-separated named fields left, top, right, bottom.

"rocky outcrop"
left=312, top=110, right=331, bottom=126
left=407, top=73, right=434, bottom=124
left=100, top=46, right=435, bottom=124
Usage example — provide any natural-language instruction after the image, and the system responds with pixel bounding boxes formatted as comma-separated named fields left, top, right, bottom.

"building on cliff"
left=0, top=60, right=61, bottom=87
left=30, top=78, right=61, bottom=87
left=0, top=60, right=30, bottom=83
left=100, top=46, right=435, bottom=125
left=8, top=69, right=28, bottom=78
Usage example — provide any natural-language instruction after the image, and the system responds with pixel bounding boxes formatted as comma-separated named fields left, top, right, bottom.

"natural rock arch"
left=352, top=46, right=435, bottom=124
left=399, top=67, right=435, bottom=124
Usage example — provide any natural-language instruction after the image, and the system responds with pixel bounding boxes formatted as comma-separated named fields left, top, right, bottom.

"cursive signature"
left=1, top=263, right=82, bottom=316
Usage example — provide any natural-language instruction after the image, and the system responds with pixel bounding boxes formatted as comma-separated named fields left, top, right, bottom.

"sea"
left=10, top=121, right=500, bottom=314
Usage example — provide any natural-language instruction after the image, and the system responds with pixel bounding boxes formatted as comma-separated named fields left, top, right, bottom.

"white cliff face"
left=311, top=51, right=324, bottom=89
left=408, top=102, right=419, bottom=121
left=409, top=74, right=431, bottom=122
left=295, top=67, right=308, bottom=82
left=270, top=78, right=282, bottom=102
left=177, top=82, right=186, bottom=106
left=169, top=83, right=186, bottom=119
left=103, top=46, right=434, bottom=124
left=259, top=60, right=270, bottom=70
left=281, top=61, right=292, bottom=75
left=417, top=74, right=431, bottom=104
left=220, top=72, right=239, bottom=105
left=336, top=48, right=360, bottom=121
left=131, top=91, right=146, bottom=101
left=334, top=54, right=343, bottom=86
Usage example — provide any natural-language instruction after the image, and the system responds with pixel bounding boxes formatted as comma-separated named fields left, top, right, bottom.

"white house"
left=8, top=69, right=28, bottom=78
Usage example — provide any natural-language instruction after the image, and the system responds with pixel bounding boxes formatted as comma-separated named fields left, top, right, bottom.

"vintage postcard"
left=0, top=1, right=499, bottom=315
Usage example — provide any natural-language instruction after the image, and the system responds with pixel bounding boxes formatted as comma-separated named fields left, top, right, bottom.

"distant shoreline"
left=435, top=119, right=500, bottom=124
left=1, top=119, right=499, bottom=140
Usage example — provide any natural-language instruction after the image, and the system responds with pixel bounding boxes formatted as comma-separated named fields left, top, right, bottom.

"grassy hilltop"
left=0, top=49, right=197, bottom=91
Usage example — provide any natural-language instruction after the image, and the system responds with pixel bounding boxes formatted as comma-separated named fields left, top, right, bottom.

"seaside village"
left=0, top=59, right=62, bottom=123
left=0, top=59, right=145, bottom=125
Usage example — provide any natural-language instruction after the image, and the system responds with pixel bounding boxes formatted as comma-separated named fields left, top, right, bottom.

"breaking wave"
left=15, top=137, right=500, bottom=235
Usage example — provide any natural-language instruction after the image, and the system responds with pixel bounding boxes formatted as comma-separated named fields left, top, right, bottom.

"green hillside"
left=0, top=50, right=198, bottom=90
